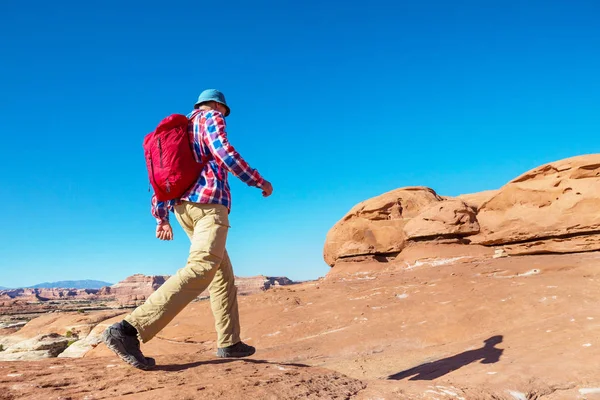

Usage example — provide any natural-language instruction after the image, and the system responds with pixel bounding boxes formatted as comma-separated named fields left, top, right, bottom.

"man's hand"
left=156, top=222, right=173, bottom=241
left=261, top=180, right=273, bottom=197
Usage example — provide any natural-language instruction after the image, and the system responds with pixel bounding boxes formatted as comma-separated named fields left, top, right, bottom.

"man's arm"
left=202, top=111, right=266, bottom=188
left=151, top=195, right=169, bottom=224
left=151, top=195, right=173, bottom=240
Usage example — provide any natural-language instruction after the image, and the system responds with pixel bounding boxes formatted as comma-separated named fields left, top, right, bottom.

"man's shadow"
left=153, top=358, right=310, bottom=372
left=388, top=335, right=503, bottom=381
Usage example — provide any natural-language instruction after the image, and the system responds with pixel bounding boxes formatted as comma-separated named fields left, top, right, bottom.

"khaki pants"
left=125, top=202, right=240, bottom=348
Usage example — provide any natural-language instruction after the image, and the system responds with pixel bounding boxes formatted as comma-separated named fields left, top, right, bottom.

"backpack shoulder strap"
left=188, top=109, right=203, bottom=122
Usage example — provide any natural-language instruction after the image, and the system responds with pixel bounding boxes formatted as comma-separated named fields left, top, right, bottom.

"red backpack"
left=143, top=113, right=204, bottom=202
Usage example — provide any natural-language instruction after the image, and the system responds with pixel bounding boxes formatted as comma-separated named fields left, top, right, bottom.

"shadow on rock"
left=154, top=358, right=310, bottom=372
left=388, top=335, right=503, bottom=381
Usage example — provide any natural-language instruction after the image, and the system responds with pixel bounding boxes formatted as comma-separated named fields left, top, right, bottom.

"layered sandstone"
left=325, top=154, right=600, bottom=266
left=323, top=187, right=445, bottom=265
left=471, top=155, right=600, bottom=249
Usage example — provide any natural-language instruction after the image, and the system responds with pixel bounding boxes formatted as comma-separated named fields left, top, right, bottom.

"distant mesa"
left=28, top=280, right=113, bottom=289
left=0, top=274, right=296, bottom=312
left=106, top=274, right=296, bottom=307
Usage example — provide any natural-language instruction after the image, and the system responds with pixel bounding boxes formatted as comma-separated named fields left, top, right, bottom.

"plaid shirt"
left=151, top=109, right=265, bottom=224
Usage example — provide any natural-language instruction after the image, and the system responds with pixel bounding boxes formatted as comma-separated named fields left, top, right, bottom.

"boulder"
left=324, top=154, right=600, bottom=267
left=323, top=187, right=443, bottom=266
left=324, top=187, right=483, bottom=266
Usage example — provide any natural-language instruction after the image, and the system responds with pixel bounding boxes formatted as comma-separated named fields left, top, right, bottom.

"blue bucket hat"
left=194, top=89, right=230, bottom=116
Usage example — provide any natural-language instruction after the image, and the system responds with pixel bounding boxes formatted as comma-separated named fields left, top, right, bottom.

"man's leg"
left=126, top=203, right=229, bottom=341
left=103, top=203, right=229, bottom=368
left=211, top=249, right=255, bottom=358
left=209, top=250, right=241, bottom=348
left=175, top=209, right=242, bottom=349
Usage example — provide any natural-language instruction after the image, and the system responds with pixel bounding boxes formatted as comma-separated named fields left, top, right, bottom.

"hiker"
left=102, top=89, right=273, bottom=370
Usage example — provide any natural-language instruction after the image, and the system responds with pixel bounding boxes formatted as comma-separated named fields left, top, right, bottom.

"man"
left=102, top=89, right=273, bottom=370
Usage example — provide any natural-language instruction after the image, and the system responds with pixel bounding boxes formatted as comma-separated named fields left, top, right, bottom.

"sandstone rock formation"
left=325, top=154, right=600, bottom=266
left=323, top=187, right=444, bottom=265
left=99, top=274, right=169, bottom=306
left=0, top=333, right=69, bottom=361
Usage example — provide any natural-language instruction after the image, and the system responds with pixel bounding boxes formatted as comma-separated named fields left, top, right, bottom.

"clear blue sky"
left=1, top=0, right=598, bottom=288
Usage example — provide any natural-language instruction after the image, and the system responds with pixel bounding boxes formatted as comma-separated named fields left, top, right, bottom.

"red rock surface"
left=0, top=356, right=366, bottom=399
left=2, top=252, right=600, bottom=398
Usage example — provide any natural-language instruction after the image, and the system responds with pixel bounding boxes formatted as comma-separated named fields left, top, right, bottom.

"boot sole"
left=216, top=348, right=256, bottom=358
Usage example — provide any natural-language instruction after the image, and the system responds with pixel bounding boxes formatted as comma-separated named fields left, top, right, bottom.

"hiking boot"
left=216, top=341, right=256, bottom=358
left=102, top=322, right=154, bottom=370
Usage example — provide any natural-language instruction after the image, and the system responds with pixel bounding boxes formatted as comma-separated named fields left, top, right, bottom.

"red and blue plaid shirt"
left=151, top=109, right=265, bottom=224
